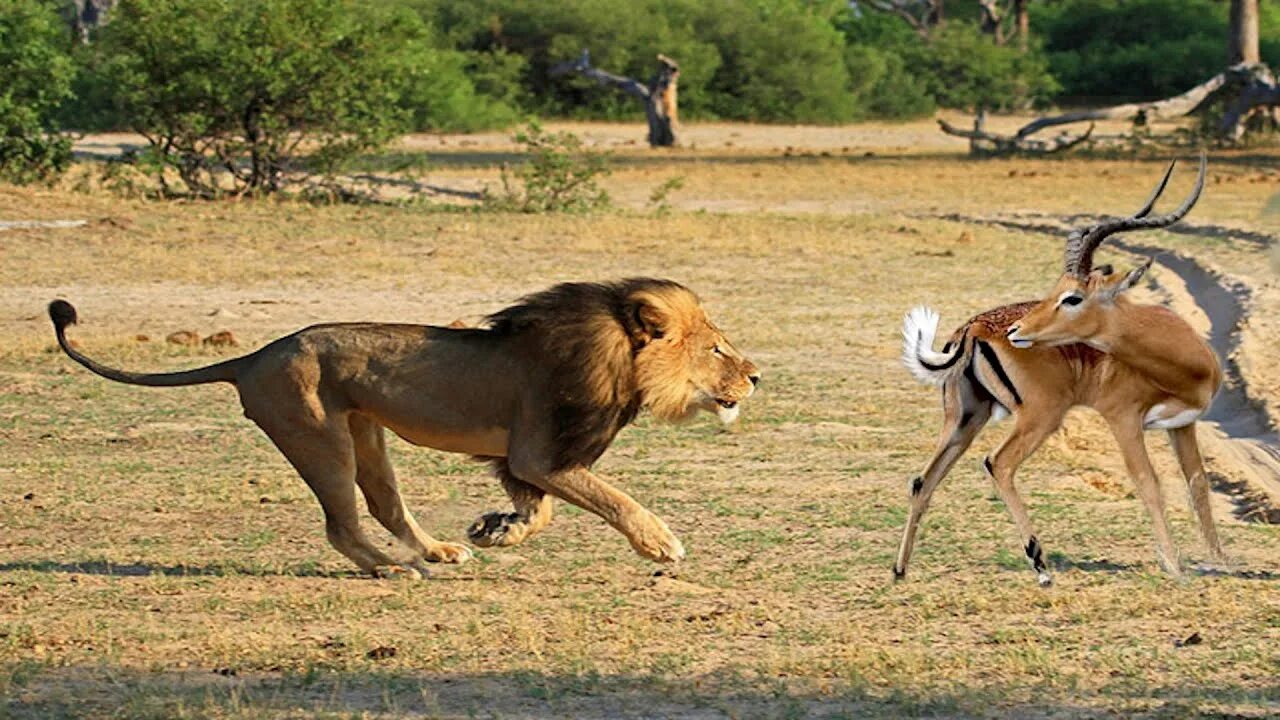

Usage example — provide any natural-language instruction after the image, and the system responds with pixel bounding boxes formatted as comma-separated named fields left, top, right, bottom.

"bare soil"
left=1, top=119, right=1277, bottom=719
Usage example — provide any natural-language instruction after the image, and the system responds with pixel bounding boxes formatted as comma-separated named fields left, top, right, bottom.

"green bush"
left=412, top=0, right=856, bottom=123
left=491, top=122, right=610, bottom=213
left=0, top=0, right=74, bottom=185
left=906, top=22, right=1058, bottom=111
left=843, top=45, right=935, bottom=120
left=693, top=0, right=855, bottom=123
left=838, top=10, right=1054, bottom=115
left=89, top=0, right=508, bottom=197
left=1034, top=0, right=1280, bottom=100
left=94, top=0, right=416, bottom=195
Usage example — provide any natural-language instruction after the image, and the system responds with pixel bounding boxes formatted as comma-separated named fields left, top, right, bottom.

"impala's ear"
left=1099, top=259, right=1152, bottom=301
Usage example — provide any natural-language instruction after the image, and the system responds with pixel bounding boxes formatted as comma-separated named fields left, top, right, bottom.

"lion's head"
left=624, top=281, right=759, bottom=424
left=486, top=278, right=759, bottom=469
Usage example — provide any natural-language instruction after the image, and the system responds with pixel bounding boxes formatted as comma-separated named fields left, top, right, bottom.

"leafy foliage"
left=839, top=9, right=1056, bottom=114
left=89, top=0, right=425, bottom=196
left=491, top=122, right=611, bottom=213
left=0, top=0, right=73, bottom=184
left=1034, top=0, right=1280, bottom=100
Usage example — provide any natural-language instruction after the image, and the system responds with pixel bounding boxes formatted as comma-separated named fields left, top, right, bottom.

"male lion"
left=48, top=279, right=759, bottom=578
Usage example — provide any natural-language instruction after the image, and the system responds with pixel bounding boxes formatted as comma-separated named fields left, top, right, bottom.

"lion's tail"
left=49, top=300, right=247, bottom=387
left=900, top=306, right=967, bottom=387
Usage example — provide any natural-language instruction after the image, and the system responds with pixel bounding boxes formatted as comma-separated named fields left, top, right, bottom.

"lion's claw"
left=425, top=542, right=473, bottom=564
left=372, top=564, right=424, bottom=580
left=468, top=511, right=531, bottom=548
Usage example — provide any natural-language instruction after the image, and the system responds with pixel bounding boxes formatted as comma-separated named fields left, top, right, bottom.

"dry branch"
left=937, top=113, right=1093, bottom=155
left=551, top=50, right=680, bottom=147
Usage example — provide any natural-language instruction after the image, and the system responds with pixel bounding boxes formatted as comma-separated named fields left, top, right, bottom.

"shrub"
left=0, top=0, right=74, bottom=184
left=838, top=9, right=1053, bottom=115
left=1034, top=0, right=1280, bottom=100
left=491, top=122, right=611, bottom=213
left=90, top=0, right=440, bottom=197
left=908, top=22, right=1059, bottom=112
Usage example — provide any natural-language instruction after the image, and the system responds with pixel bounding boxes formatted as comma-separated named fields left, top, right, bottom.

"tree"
left=91, top=0, right=433, bottom=197
left=0, top=0, right=74, bottom=184
left=552, top=50, right=681, bottom=147
left=942, top=0, right=1280, bottom=150
left=1230, top=0, right=1260, bottom=64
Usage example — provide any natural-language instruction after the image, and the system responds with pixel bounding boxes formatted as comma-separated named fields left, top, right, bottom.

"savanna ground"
left=1, top=116, right=1278, bottom=719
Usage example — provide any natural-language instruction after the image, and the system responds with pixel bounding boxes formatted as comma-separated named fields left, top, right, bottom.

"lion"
left=47, top=278, right=759, bottom=578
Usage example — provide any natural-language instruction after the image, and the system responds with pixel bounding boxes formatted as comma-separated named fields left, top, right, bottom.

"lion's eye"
left=712, top=345, right=723, bottom=356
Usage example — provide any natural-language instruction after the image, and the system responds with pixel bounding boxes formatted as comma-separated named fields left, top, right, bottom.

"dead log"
left=938, top=111, right=1093, bottom=156
left=943, top=63, right=1280, bottom=152
left=551, top=50, right=679, bottom=148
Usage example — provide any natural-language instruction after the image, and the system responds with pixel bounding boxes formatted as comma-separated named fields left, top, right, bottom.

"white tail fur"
left=901, top=306, right=962, bottom=386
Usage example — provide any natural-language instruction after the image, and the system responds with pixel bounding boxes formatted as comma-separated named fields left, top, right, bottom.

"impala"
left=896, top=156, right=1223, bottom=586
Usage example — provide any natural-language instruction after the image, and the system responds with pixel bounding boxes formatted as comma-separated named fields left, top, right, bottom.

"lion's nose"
left=749, top=373, right=760, bottom=387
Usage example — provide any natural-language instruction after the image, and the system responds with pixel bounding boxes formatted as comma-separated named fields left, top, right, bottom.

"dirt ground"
left=1, top=119, right=1278, bottom=719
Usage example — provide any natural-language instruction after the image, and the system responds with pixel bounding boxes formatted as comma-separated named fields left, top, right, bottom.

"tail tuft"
left=49, top=299, right=78, bottom=332
left=901, top=306, right=961, bottom=386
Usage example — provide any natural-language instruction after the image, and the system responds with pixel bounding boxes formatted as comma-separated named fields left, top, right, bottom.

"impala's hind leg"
left=894, top=373, right=993, bottom=580
left=1167, top=424, right=1225, bottom=563
left=985, top=408, right=1066, bottom=587
left=348, top=414, right=471, bottom=571
left=1107, top=413, right=1182, bottom=577
left=468, top=459, right=555, bottom=548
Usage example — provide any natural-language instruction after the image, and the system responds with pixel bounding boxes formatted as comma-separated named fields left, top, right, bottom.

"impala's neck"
left=1092, top=299, right=1220, bottom=400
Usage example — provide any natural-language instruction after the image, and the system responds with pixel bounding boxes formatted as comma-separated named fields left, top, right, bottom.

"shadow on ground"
left=5, top=665, right=1277, bottom=719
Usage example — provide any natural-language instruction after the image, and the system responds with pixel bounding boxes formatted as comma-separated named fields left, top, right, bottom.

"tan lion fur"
left=48, top=279, right=759, bottom=578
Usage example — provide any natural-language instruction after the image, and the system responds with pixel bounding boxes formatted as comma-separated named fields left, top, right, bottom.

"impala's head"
left=1006, top=155, right=1206, bottom=350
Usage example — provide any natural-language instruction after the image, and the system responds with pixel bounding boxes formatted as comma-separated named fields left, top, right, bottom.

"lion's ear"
left=626, top=297, right=667, bottom=345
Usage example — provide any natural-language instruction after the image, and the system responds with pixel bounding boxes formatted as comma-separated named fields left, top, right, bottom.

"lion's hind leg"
left=348, top=414, right=471, bottom=569
left=247, top=402, right=418, bottom=579
left=468, top=460, right=554, bottom=548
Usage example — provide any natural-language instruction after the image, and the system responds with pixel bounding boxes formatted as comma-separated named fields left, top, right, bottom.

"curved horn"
left=1065, top=153, right=1206, bottom=277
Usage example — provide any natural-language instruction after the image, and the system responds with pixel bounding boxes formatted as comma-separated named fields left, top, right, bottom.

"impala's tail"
left=901, top=306, right=965, bottom=387
left=49, top=300, right=246, bottom=387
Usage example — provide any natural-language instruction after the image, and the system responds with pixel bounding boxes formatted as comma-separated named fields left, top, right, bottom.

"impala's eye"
left=1059, top=294, right=1084, bottom=308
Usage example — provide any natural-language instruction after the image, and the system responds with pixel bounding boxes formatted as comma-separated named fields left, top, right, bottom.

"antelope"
left=895, top=156, right=1224, bottom=586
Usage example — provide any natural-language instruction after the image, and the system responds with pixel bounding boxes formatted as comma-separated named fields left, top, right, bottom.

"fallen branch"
left=937, top=112, right=1094, bottom=155
left=947, top=63, right=1280, bottom=154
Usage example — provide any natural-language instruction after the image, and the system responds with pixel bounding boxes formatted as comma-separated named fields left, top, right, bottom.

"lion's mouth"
left=715, top=398, right=738, bottom=409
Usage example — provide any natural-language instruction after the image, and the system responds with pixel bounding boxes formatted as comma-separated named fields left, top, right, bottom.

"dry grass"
left=1, top=121, right=1278, bottom=719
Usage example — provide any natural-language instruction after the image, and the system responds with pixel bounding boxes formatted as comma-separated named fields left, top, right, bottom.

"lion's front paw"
left=626, top=512, right=685, bottom=563
left=424, top=542, right=473, bottom=564
left=372, top=564, right=425, bottom=580
left=468, top=511, right=529, bottom=548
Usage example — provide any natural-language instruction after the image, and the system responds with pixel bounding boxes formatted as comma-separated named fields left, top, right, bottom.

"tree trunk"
left=1014, top=0, right=1029, bottom=52
left=550, top=51, right=679, bottom=148
left=1230, top=0, right=1261, bottom=65
left=978, top=1, right=1005, bottom=45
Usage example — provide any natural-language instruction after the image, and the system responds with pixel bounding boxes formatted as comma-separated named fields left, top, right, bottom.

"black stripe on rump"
left=976, top=340, right=1023, bottom=406
left=920, top=332, right=966, bottom=372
